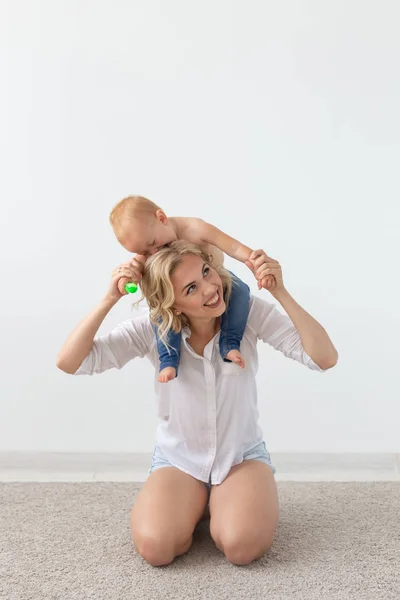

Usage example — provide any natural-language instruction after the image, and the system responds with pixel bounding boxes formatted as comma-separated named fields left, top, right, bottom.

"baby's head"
left=109, top=195, right=177, bottom=257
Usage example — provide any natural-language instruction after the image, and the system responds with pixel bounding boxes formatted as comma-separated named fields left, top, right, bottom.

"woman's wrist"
left=269, top=287, right=290, bottom=304
left=101, top=294, right=121, bottom=309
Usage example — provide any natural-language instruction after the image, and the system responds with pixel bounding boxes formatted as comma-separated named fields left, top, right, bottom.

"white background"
left=1, top=0, right=399, bottom=453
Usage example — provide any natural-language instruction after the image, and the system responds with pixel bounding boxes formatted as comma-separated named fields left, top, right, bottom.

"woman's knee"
left=131, top=509, right=193, bottom=567
left=132, top=527, right=184, bottom=567
left=225, top=540, right=273, bottom=566
left=211, top=525, right=275, bottom=566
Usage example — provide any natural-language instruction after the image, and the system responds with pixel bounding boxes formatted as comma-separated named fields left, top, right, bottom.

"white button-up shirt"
left=76, top=296, right=323, bottom=484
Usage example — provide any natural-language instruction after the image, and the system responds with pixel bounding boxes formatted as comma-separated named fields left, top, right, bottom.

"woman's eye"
left=187, top=284, right=196, bottom=295
left=203, top=266, right=210, bottom=276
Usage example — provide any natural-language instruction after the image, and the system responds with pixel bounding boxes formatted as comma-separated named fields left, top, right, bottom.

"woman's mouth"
left=204, top=290, right=222, bottom=308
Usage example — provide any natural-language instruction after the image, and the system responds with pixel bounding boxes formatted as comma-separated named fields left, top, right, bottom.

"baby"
left=109, top=195, right=271, bottom=382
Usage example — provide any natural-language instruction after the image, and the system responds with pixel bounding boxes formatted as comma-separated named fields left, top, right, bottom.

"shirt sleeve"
left=74, top=315, right=155, bottom=376
left=247, top=295, right=325, bottom=372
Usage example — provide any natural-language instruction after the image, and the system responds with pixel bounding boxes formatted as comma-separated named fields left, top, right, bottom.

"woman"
left=57, top=242, right=338, bottom=567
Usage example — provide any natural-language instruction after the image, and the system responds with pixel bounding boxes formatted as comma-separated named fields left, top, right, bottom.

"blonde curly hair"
left=138, top=241, right=233, bottom=349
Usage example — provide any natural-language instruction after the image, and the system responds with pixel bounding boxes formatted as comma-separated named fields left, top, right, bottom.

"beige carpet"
left=1, top=482, right=399, bottom=600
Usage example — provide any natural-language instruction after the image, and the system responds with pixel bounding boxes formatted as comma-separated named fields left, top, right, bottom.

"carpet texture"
left=1, top=482, right=399, bottom=600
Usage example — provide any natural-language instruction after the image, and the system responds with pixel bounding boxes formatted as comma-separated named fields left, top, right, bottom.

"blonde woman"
left=57, top=242, right=338, bottom=567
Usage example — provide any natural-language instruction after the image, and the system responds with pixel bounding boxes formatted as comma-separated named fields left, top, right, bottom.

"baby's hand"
left=117, top=254, right=146, bottom=295
left=245, top=249, right=276, bottom=290
left=246, top=250, right=284, bottom=293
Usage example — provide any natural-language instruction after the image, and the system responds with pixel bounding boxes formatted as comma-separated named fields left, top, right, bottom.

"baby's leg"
left=154, top=325, right=181, bottom=382
left=219, top=275, right=250, bottom=368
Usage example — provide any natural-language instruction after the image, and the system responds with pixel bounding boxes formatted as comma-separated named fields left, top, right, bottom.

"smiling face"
left=170, top=254, right=226, bottom=322
left=120, top=210, right=177, bottom=257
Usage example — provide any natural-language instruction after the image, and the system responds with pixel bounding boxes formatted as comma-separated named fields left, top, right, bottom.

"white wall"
left=1, top=0, right=399, bottom=453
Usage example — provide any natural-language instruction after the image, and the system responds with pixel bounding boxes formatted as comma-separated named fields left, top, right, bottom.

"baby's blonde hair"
left=139, top=241, right=233, bottom=349
left=109, top=195, right=161, bottom=239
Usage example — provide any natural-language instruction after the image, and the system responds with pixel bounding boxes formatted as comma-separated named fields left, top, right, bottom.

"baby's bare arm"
left=179, top=217, right=253, bottom=263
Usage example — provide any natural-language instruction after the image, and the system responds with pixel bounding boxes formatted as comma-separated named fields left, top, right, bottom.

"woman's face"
left=171, top=254, right=226, bottom=321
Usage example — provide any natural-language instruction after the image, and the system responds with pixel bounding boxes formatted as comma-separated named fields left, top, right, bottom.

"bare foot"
left=158, top=366, right=177, bottom=383
left=225, top=349, right=245, bottom=369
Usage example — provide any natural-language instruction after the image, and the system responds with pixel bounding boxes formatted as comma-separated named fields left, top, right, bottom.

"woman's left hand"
left=246, top=250, right=285, bottom=294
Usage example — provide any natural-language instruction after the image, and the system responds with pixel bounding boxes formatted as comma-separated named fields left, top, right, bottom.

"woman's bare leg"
left=209, top=461, right=279, bottom=565
left=130, top=467, right=209, bottom=566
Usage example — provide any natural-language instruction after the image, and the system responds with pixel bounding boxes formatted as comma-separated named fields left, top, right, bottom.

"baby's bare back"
left=170, top=216, right=225, bottom=267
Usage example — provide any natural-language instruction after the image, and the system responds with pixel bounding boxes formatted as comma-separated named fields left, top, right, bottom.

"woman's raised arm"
left=247, top=250, right=338, bottom=370
left=57, top=261, right=140, bottom=374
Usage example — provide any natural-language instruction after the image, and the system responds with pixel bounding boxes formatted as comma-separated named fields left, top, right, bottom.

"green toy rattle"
left=124, top=282, right=138, bottom=294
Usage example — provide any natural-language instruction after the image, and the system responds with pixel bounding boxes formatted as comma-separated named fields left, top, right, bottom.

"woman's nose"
left=202, top=281, right=216, bottom=298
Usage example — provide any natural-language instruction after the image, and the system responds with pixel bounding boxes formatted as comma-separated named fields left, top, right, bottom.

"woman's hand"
left=246, top=250, right=285, bottom=294
left=57, top=255, right=146, bottom=375
left=107, top=259, right=141, bottom=299
left=107, top=255, right=146, bottom=298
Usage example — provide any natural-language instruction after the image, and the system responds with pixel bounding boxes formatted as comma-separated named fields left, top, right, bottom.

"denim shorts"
left=149, top=440, right=276, bottom=489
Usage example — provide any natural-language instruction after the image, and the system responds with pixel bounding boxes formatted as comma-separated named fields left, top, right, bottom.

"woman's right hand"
left=107, top=256, right=145, bottom=300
